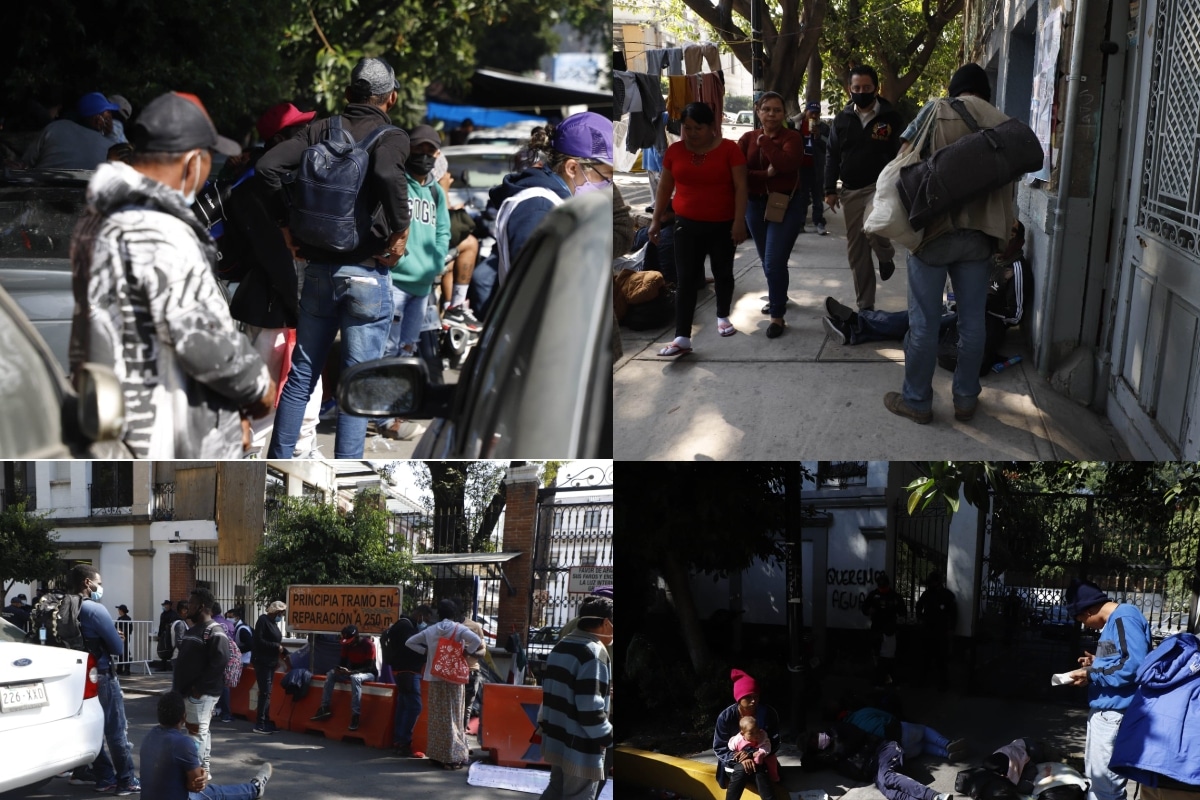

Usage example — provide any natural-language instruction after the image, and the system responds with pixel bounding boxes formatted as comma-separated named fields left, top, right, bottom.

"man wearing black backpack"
left=68, top=564, right=142, bottom=795
left=383, top=604, right=434, bottom=758
left=256, top=56, right=413, bottom=460
left=173, top=587, right=230, bottom=782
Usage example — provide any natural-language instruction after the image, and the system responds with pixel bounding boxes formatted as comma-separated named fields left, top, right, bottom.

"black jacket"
left=252, top=613, right=283, bottom=666
left=172, top=621, right=230, bottom=698
left=225, top=175, right=301, bottom=329
left=384, top=616, right=426, bottom=673
left=824, top=99, right=905, bottom=193
left=255, top=103, right=412, bottom=265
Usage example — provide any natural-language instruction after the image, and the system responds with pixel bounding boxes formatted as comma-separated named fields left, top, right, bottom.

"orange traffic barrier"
left=229, top=665, right=255, bottom=720
left=480, top=684, right=547, bottom=767
left=295, top=674, right=397, bottom=749
left=404, top=679, right=431, bottom=754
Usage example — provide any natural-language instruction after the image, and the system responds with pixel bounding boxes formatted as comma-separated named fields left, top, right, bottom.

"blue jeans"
left=903, top=230, right=992, bottom=413
left=392, top=670, right=423, bottom=747
left=191, top=782, right=259, bottom=800
left=800, top=160, right=826, bottom=225
left=874, top=741, right=939, bottom=800
left=853, top=310, right=958, bottom=345
left=321, top=670, right=375, bottom=715
left=746, top=193, right=804, bottom=318
left=386, top=285, right=429, bottom=357
left=268, top=262, right=393, bottom=458
left=1086, top=709, right=1128, bottom=800
left=91, top=673, right=136, bottom=787
left=900, top=721, right=950, bottom=758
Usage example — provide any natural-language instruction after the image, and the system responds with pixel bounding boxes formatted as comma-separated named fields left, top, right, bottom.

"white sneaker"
left=251, top=763, right=272, bottom=798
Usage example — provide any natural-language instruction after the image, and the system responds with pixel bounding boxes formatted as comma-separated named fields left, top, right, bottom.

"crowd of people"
left=9, top=578, right=613, bottom=800
left=710, top=576, right=1195, bottom=800
left=6, top=56, right=615, bottom=459
left=632, top=60, right=1034, bottom=424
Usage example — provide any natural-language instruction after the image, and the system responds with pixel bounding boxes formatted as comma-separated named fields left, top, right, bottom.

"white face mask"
left=89, top=581, right=104, bottom=602
left=180, top=150, right=202, bottom=206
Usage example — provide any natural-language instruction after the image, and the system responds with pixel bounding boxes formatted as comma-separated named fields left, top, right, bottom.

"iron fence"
left=193, top=544, right=267, bottom=634
left=893, top=498, right=950, bottom=618
left=152, top=483, right=175, bottom=521
left=531, top=498, right=614, bottom=630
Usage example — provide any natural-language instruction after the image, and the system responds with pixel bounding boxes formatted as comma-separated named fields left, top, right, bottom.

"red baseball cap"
left=257, top=102, right=317, bottom=142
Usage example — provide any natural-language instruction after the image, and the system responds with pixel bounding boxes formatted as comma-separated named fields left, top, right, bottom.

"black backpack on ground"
left=26, top=591, right=87, bottom=651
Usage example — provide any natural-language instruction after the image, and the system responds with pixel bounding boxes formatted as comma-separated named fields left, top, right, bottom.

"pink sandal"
left=718, top=320, right=736, bottom=337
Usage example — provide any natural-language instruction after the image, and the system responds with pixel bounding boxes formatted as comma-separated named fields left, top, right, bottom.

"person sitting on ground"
left=141, top=690, right=272, bottom=800
left=728, top=715, right=780, bottom=783
left=631, top=200, right=677, bottom=284
left=310, top=624, right=378, bottom=731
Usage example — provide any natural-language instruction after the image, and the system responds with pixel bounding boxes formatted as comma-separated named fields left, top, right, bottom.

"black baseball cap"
left=130, top=92, right=240, bottom=157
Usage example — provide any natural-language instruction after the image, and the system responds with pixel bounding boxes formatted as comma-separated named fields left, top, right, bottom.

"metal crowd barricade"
left=111, top=619, right=156, bottom=675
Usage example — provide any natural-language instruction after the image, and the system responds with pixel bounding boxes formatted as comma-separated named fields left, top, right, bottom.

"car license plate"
left=0, top=681, right=49, bottom=712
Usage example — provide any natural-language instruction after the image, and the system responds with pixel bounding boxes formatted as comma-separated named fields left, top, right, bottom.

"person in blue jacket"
left=1109, top=632, right=1200, bottom=800
left=713, top=669, right=782, bottom=800
left=1062, top=579, right=1150, bottom=800
left=73, top=564, right=142, bottom=795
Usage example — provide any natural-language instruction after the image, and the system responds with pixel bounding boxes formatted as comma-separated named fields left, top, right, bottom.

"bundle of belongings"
left=955, top=739, right=1087, bottom=800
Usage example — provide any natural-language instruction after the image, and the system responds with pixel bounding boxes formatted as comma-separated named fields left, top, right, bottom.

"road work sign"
left=286, top=585, right=402, bottom=634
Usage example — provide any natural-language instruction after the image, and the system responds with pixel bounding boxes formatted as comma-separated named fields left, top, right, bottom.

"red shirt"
left=341, top=636, right=377, bottom=672
left=662, top=138, right=746, bottom=222
left=738, top=127, right=806, bottom=196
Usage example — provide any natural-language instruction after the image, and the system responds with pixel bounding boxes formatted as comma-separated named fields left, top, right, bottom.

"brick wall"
left=168, top=552, right=195, bottom=606
left=497, top=467, right=540, bottom=648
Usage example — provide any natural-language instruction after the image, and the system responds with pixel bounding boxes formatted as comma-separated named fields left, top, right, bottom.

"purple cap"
left=552, top=111, right=613, bottom=166
left=78, top=92, right=121, bottom=119
left=591, top=585, right=613, bottom=598
left=130, top=92, right=241, bottom=157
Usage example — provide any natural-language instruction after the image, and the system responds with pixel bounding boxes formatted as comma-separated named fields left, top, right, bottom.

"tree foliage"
left=0, top=502, right=61, bottom=599
left=820, top=0, right=964, bottom=114
left=410, top=461, right=509, bottom=553
left=1, top=0, right=606, bottom=136
left=248, top=489, right=418, bottom=603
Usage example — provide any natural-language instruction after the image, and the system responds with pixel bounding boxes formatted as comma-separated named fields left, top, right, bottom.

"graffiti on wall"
left=827, top=566, right=885, bottom=612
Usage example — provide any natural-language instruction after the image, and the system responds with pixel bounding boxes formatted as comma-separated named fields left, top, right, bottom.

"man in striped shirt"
left=538, top=596, right=613, bottom=800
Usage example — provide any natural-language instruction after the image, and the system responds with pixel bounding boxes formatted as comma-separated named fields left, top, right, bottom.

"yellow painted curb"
left=615, top=745, right=728, bottom=800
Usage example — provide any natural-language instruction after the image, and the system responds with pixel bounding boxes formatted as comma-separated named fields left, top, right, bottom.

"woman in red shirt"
left=738, top=92, right=806, bottom=338
left=649, top=102, right=748, bottom=357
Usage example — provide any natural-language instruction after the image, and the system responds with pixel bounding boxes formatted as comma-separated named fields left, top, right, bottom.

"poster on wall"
left=1029, top=7, right=1063, bottom=181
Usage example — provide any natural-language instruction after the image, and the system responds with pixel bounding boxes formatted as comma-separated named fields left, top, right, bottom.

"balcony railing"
left=89, top=483, right=132, bottom=516
left=152, top=483, right=175, bottom=521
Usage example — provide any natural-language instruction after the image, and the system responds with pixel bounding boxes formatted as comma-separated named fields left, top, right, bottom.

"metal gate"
left=530, top=470, right=614, bottom=632
left=194, top=544, right=266, bottom=629
left=977, top=490, right=1200, bottom=698
left=893, top=499, right=951, bottom=615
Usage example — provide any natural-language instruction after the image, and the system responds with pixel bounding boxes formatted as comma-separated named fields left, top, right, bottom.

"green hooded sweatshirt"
left=389, top=171, right=449, bottom=296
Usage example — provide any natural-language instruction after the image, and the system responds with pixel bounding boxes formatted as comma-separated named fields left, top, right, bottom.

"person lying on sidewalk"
left=804, top=722, right=953, bottom=800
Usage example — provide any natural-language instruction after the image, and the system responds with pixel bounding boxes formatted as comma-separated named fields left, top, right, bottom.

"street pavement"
left=614, top=173, right=1132, bottom=460
left=6, top=672, right=552, bottom=800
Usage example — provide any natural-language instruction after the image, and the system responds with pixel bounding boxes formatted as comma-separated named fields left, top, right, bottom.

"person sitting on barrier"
left=310, top=624, right=378, bottom=732
left=142, top=690, right=272, bottom=800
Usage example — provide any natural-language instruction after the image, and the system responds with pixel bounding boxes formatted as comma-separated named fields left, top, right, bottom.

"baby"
left=728, top=716, right=780, bottom=782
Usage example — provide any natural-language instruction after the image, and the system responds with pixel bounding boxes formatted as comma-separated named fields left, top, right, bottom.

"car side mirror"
left=76, top=363, right=125, bottom=442
left=338, top=357, right=454, bottom=419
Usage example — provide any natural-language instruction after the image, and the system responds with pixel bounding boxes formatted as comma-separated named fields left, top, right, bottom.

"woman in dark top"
left=738, top=91, right=805, bottom=338
left=649, top=102, right=748, bottom=357
left=713, top=669, right=782, bottom=799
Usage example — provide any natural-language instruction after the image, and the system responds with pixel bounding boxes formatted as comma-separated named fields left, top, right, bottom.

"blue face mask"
left=89, top=582, right=104, bottom=602
left=417, top=621, right=428, bottom=631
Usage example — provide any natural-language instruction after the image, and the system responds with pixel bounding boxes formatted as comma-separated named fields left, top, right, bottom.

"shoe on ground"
left=251, top=763, right=272, bottom=799
left=381, top=419, right=427, bottom=441
left=318, top=398, right=338, bottom=421
left=766, top=321, right=786, bottom=339
left=94, top=783, right=117, bottom=794
left=824, top=296, right=855, bottom=323
left=310, top=706, right=333, bottom=721
left=884, top=391, right=932, bottom=424
left=823, top=316, right=850, bottom=346
left=816, top=222, right=827, bottom=235
left=115, top=777, right=141, bottom=796
left=220, top=715, right=234, bottom=723
left=70, top=768, right=98, bottom=785
left=761, top=302, right=771, bottom=314
left=947, top=738, right=968, bottom=756
left=443, top=305, right=482, bottom=332
left=879, top=260, right=896, bottom=281
left=349, top=713, right=360, bottom=731
left=954, top=403, right=976, bottom=422
left=253, top=723, right=275, bottom=735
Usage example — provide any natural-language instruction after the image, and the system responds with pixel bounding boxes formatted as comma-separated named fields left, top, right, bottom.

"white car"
left=0, top=619, right=104, bottom=793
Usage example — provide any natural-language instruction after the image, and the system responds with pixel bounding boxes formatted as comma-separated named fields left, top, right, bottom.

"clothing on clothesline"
left=614, top=50, right=626, bottom=72
left=683, top=43, right=721, bottom=74
left=626, top=72, right=666, bottom=153
left=667, top=75, right=692, bottom=121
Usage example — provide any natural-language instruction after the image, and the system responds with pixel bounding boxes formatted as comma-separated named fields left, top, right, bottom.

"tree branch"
left=308, top=2, right=334, bottom=54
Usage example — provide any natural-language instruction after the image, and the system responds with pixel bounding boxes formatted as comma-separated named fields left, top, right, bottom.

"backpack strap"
left=359, top=123, right=398, bottom=152
left=948, top=98, right=1000, bottom=149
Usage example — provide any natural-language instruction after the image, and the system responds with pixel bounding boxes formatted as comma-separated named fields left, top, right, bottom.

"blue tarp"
left=426, top=101, right=543, bottom=128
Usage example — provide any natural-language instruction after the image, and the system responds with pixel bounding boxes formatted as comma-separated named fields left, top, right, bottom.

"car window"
left=0, top=186, right=87, bottom=260
left=443, top=154, right=514, bottom=190
left=0, top=296, right=67, bottom=456
left=0, top=617, right=27, bottom=643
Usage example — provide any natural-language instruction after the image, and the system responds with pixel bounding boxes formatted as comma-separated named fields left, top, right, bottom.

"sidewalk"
left=614, top=174, right=1131, bottom=460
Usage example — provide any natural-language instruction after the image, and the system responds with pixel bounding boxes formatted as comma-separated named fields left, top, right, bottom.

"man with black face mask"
left=824, top=65, right=905, bottom=312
